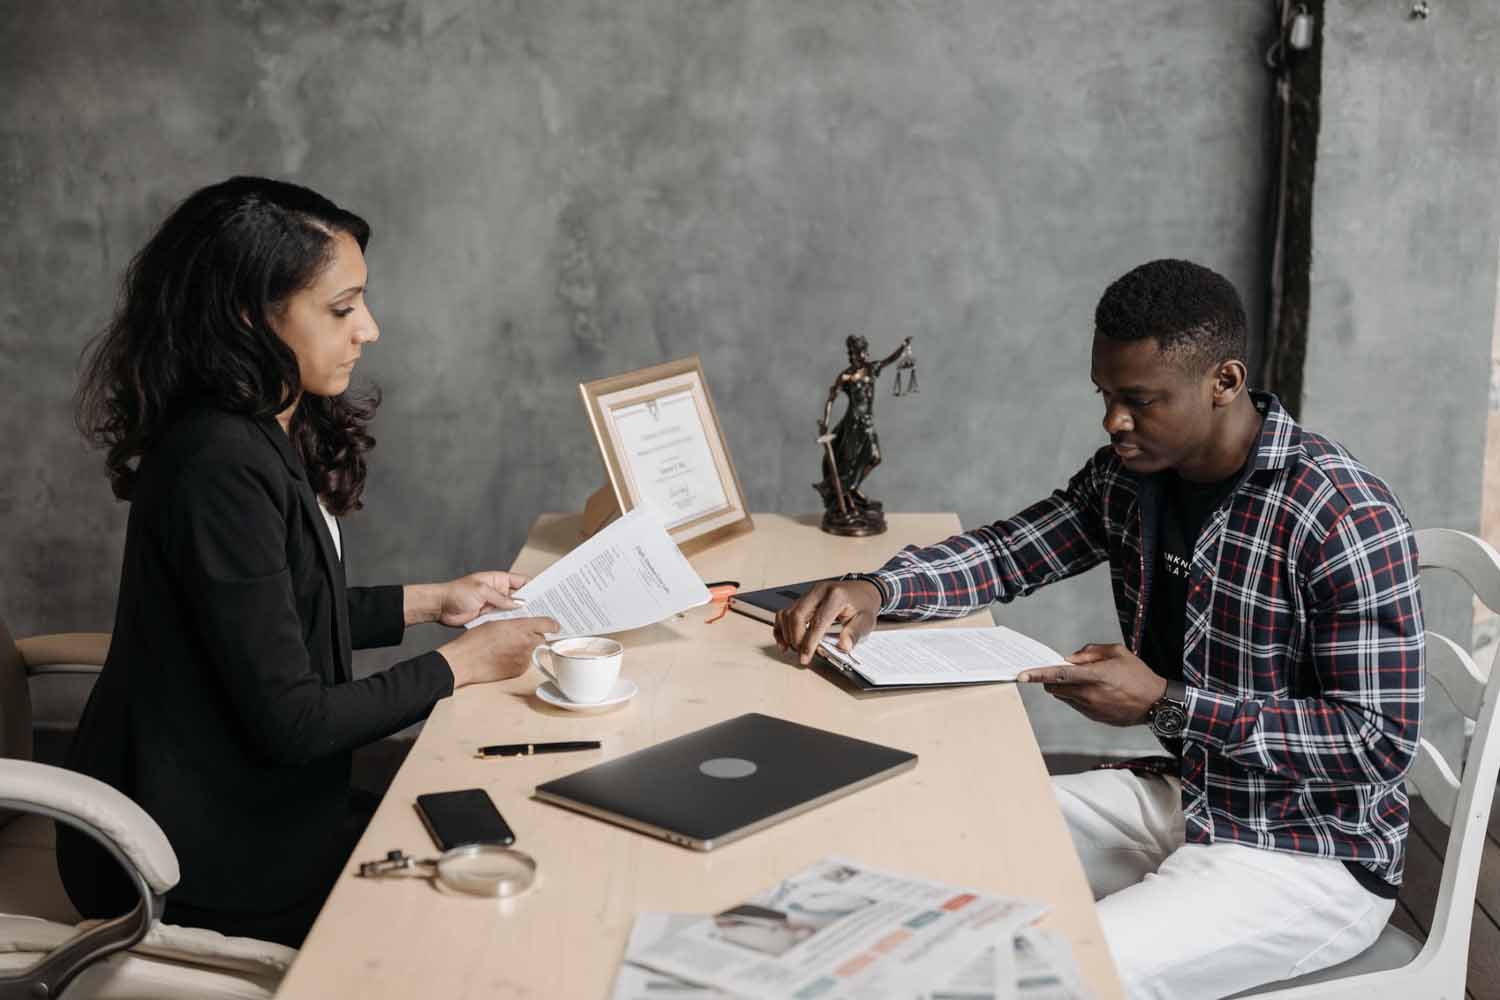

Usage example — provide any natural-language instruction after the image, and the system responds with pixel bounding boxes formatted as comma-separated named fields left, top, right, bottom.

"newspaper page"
left=628, top=857, right=1047, bottom=999
left=617, top=917, right=1092, bottom=1000
left=925, top=931, right=1090, bottom=1000
left=1006, top=929, right=1090, bottom=1000
left=612, top=915, right=722, bottom=1000
left=466, top=506, right=710, bottom=638
left=817, top=628, right=1066, bottom=688
left=614, top=915, right=1003, bottom=1000
left=612, top=915, right=721, bottom=999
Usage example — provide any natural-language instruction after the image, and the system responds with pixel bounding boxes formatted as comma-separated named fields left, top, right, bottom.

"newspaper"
left=624, top=857, right=1049, bottom=999
left=466, top=506, right=710, bottom=638
left=995, top=929, right=1091, bottom=1000
left=612, top=915, right=720, bottom=999
left=613, top=917, right=1092, bottom=1000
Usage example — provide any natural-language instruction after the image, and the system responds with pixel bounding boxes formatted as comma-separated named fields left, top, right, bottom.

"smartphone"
left=414, top=789, right=516, bottom=850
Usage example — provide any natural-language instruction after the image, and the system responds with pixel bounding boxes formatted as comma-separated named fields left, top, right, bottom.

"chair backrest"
left=1411, top=528, right=1500, bottom=964
left=0, top=615, right=34, bottom=764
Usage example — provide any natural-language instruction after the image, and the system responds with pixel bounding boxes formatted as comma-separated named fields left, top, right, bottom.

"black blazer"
left=59, top=408, right=453, bottom=919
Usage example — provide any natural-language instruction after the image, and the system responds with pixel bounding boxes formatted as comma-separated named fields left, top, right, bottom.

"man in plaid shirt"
left=776, top=260, right=1423, bottom=999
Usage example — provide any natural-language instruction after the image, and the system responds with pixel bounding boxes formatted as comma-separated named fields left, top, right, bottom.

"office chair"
left=1234, top=528, right=1500, bottom=998
left=0, top=616, right=294, bottom=999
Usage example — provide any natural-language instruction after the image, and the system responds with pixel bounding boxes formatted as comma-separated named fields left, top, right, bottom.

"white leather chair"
left=0, top=617, right=295, bottom=999
left=1235, top=527, right=1500, bottom=999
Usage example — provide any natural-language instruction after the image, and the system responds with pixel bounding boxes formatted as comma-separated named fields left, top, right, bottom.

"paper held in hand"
left=817, top=626, right=1067, bottom=689
left=466, top=506, right=711, bottom=639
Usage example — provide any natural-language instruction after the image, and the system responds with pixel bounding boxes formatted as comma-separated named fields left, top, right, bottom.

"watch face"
left=1152, top=703, right=1188, bottom=738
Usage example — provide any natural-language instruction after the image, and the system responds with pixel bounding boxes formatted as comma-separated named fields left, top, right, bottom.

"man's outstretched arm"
left=777, top=447, right=1116, bottom=661
left=864, top=448, right=1115, bottom=618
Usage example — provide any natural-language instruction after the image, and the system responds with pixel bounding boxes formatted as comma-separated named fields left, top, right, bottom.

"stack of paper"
left=467, top=506, right=710, bottom=638
left=611, top=857, right=1093, bottom=1000
left=817, top=627, right=1067, bottom=689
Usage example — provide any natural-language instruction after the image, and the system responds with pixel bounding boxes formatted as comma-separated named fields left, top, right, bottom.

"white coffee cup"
left=531, top=637, right=623, bottom=704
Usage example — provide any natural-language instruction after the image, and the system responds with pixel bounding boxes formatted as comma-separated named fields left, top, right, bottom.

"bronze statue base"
left=821, top=508, right=887, bottom=537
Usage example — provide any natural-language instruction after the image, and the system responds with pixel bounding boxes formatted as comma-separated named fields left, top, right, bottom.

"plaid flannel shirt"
left=866, top=392, right=1423, bottom=888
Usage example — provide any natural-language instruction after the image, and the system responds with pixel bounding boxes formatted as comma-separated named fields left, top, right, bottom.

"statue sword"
left=817, top=431, right=850, bottom=517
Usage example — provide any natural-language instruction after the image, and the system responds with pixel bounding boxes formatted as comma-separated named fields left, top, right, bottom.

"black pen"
left=475, top=740, right=602, bottom=758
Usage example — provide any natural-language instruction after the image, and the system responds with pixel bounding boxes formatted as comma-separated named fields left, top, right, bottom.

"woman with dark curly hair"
left=60, top=176, right=557, bottom=947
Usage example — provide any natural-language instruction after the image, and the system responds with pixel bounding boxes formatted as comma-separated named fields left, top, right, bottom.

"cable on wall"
left=1259, top=0, right=1322, bottom=418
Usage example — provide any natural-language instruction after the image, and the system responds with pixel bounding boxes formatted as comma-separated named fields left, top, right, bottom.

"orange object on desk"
left=705, top=581, right=739, bottom=623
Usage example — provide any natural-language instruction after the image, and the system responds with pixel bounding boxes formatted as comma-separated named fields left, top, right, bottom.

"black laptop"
left=533, top=713, right=917, bottom=850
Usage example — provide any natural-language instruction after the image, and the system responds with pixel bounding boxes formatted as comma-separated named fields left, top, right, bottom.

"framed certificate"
left=580, top=357, right=753, bottom=552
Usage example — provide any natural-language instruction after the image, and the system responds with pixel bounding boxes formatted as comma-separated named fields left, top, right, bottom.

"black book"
left=726, top=578, right=837, bottom=627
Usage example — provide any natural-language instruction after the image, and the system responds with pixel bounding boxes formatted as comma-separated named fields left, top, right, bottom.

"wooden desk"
left=275, top=514, right=1123, bottom=999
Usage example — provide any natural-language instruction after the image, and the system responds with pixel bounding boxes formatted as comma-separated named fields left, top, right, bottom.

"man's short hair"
left=1094, top=259, right=1248, bottom=374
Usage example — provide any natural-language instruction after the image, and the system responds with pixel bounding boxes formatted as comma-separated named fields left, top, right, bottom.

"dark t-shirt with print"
left=1140, top=468, right=1241, bottom=683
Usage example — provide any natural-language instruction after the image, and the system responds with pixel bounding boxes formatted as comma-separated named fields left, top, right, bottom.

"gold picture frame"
left=579, top=356, right=753, bottom=554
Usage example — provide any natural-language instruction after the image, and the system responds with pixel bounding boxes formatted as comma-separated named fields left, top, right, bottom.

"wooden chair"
left=1236, top=528, right=1500, bottom=998
left=0, top=616, right=294, bottom=999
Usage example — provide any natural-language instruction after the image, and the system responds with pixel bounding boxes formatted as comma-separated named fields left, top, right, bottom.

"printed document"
left=611, top=388, right=729, bottom=530
left=625, top=856, right=1047, bottom=1000
left=1005, top=928, right=1091, bottom=1000
left=466, top=506, right=710, bottom=638
left=817, top=627, right=1066, bottom=688
left=612, top=915, right=1091, bottom=999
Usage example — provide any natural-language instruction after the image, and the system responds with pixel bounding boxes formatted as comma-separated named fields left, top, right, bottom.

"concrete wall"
left=1301, top=0, right=1500, bottom=764
left=1, top=1, right=1278, bottom=752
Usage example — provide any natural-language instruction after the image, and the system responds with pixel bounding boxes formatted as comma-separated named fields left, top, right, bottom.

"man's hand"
left=1016, top=643, right=1168, bottom=726
left=774, top=580, right=882, bottom=665
left=406, top=572, right=529, bottom=628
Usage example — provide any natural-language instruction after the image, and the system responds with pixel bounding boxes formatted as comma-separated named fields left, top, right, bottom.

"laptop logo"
left=699, top=757, right=758, bottom=779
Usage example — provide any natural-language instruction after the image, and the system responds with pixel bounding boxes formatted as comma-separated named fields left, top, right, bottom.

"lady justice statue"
left=814, top=334, right=917, bottom=536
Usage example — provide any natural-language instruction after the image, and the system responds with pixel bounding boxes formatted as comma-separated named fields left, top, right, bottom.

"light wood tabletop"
left=273, top=513, right=1123, bottom=999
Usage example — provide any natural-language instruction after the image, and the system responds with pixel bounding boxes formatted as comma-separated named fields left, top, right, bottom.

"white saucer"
left=536, top=678, right=638, bottom=711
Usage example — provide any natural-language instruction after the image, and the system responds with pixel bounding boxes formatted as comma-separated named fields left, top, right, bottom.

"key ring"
left=357, top=845, right=538, bottom=897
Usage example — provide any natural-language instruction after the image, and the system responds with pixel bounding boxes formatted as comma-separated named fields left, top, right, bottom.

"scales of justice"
left=813, top=334, right=918, bottom=537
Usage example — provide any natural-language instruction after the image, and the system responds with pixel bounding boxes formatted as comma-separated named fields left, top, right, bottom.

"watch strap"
left=841, top=572, right=891, bottom=608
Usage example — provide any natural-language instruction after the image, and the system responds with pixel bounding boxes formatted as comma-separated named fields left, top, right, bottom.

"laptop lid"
left=533, top=713, right=917, bottom=850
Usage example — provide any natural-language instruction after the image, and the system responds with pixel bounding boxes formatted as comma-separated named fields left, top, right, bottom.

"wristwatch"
left=1146, top=681, right=1188, bottom=740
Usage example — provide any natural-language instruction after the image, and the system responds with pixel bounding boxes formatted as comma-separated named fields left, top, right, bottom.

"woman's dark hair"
left=77, top=176, right=378, bottom=514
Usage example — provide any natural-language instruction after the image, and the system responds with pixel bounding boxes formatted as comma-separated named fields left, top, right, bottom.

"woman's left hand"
left=407, top=572, right=529, bottom=627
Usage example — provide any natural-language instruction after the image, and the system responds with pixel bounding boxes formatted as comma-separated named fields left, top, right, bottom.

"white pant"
left=1053, top=769, right=1394, bottom=1000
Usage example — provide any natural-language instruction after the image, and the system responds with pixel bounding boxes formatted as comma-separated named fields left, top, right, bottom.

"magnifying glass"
left=357, top=845, right=538, bottom=898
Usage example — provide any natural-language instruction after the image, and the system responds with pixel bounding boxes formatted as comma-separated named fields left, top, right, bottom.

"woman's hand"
left=404, top=572, right=529, bottom=627
left=437, top=616, right=560, bottom=688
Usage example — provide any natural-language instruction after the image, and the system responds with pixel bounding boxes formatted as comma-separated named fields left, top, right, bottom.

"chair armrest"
left=0, top=759, right=177, bottom=893
left=16, top=633, right=110, bottom=675
left=0, top=760, right=177, bottom=998
left=89, top=920, right=297, bottom=976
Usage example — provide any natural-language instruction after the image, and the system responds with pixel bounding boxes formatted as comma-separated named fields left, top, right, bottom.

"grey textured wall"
left=1304, top=0, right=1499, bottom=542
left=2, top=2, right=1279, bottom=751
left=1300, top=0, right=1500, bottom=763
